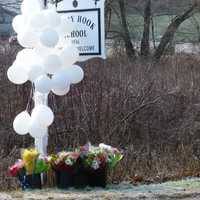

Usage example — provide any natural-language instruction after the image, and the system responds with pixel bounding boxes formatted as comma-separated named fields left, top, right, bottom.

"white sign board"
left=48, top=0, right=106, bottom=60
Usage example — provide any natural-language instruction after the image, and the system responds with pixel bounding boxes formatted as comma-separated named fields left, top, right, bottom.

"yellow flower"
left=22, top=149, right=39, bottom=175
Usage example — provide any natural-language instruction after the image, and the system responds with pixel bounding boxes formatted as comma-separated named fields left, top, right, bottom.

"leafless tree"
left=153, top=2, right=198, bottom=60
left=118, top=0, right=135, bottom=58
left=140, top=0, right=151, bottom=57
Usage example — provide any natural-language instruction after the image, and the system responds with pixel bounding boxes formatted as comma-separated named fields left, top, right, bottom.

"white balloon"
left=52, top=86, right=70, bottom=96
left=52, top=70, right=70, bottom=89
left=16, top=49, right=41, bottom=67
left=34, top=75, right=52, bottom=94
left=28, top=64, right=44, bottom=81
left=13, top=111, right=31, bottom=135
left=12, top=15, right=25, bottom=34
left=34, top=45, right=53, bottom=58
left=40, top=29, right=59, bottom=48
left=16, top=49, right=34, bottom=61
left=44, top=9, right=61, bottom=28
left=7, top=65, right=28, bottom=84
left=60, top=45, right=79, bottom=66
left=32, top=105, right=54, bottom=126
left=21, top=0, right=42, bottom=16
left=43, top=54, right=62, bottom=74
left=17, top=30, right=38, bottom=48
left=29, top=118, right=47, bottom=138
left=63, top=65, right=84, bottom=84
left=28, top=12, right=47, bottom=31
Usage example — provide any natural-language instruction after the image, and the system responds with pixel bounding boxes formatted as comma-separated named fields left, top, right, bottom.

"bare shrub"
left=1, top=44, right=200, bottom=190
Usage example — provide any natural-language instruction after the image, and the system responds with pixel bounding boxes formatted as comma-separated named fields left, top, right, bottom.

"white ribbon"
left=33, top=91, right=48, bottom=155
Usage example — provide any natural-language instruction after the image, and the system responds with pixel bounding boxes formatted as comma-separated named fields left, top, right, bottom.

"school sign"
left=48, top=0, right=106, bottom=59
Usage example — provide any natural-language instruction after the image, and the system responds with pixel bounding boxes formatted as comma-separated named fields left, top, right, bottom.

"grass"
left=2, top=178, right=200, bottom=200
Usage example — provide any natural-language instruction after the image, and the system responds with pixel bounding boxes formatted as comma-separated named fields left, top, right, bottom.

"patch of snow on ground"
left=2, top=178, right=200, bottom=200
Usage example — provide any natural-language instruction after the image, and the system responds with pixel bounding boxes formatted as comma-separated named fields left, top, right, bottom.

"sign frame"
left=58, top=8, right=102, bottom=57
left=47, top=0, right=106, bottom=60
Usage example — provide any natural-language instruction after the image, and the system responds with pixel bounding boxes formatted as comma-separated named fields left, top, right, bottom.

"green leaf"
left=34, top=159, right=49, bottom=174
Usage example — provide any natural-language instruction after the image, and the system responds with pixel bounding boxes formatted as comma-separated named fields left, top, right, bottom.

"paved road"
left=1, top=178, right=200, bottom=200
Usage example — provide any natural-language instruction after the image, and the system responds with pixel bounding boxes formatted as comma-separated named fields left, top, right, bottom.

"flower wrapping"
left=8, top=159, right=25, bottom=177
left=22, top=149, right=39, bottom=175
left=8, top=149, right=49, bottom=177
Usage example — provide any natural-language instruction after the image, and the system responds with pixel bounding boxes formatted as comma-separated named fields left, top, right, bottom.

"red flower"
left=8, top=160, right=25, bottom=177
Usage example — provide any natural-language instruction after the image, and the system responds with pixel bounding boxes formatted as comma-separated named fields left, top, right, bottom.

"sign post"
left=35, top=0, right=106, bottom=155
left=35, top=0, right=105, bottom=155
left=33, top=92, right=48, bottom=155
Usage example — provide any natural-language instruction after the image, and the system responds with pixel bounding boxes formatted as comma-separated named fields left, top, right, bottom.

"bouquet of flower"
left=78, top=143, right=123, bottom=170
left=99, top=143, right=123, bottom=169
left=49, top=151, right=80, bottom=172
left=8, top=148, right=49, bottom=177
left=78, top=144, right=106, bottom=170
left=76, top=143, right=123, bottom=188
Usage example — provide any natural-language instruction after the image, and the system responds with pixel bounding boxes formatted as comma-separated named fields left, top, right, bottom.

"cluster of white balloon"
left=8, top=0, right=84, bottom=140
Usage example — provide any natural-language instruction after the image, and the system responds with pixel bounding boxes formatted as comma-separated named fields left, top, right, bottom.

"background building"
left=0, top=6, right=16, bottom=39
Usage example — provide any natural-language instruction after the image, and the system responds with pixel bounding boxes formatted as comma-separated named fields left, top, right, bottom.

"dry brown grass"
left=1, top=44, right=200, bottom=190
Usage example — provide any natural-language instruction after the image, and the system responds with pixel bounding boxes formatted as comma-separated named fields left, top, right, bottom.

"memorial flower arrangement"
left=79, top=144, right=107, bottom=170
left=78, top=143, right=123, bottom=170
left=8, top=149, right=49, bottom=177
left=8, top=144, right=123, bottom=189
left=49, top=151, right=81, bottom=189
left=48, top=143, right=123, bottom=171
left=76, top=143, right=123, bottom=188
left=99, top=143, right=124, bottom=169
left=49, top=151, right=80, bottom=171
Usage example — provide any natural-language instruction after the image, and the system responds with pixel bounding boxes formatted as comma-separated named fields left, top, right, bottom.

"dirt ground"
left=1, top=178, right=200, bottom=200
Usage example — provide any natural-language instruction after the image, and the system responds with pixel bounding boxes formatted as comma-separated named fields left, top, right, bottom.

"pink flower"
left=71, top=152, right=79, bottom=160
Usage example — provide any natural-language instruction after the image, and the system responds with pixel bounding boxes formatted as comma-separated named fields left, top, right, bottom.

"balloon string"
left=26, top=84, right=34, bottom=113
left=44, top=0, right=47, bottom=7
